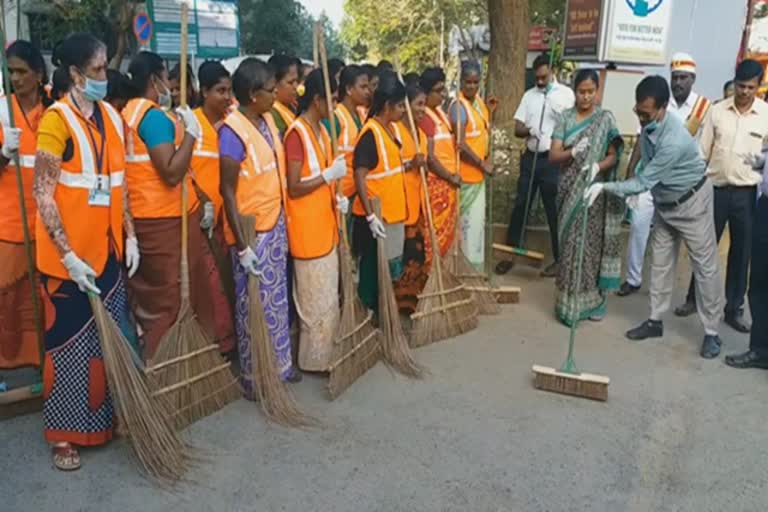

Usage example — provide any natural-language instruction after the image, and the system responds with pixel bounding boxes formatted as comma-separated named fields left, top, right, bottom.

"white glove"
left=583, top=162, right=600, bottom=184
left=321, top=156, right=347, bottom=184
left=1, top=126, right=21, bottom=159
left=175, top=105, right=201, bottom=139
left=625, top=195, right=639, bottom=210
left=336, top=194, right=349, bottom=215
left=125, top=237, right=140, bottom=279
left=583, top=183, right=605, bottom=208
left=743, top=153, right=766, bottom=170
left=528, top=125, right=541, bottom=140
left=572, top=138, right=589, bottom=159
left=61, top=251, right=100, bottom=295
left=200, top=202, right=215, bottom=238
left=238, top=246, right=261, bottom=277
left=366, top=213, right=386, bottom=239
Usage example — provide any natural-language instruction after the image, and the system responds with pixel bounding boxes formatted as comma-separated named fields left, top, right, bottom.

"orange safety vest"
left=221, top=110, right=286, bottom=244
left=452, top=93, right=490, bottom=184
left=352, top=118, right=407, bottom=224
left=284, top=117, right=338, bottom=259
left=122, top=98, right=196, bottom=219
left=36, top=98, right=125, bottom=279
left=273, top=101, right=296, bottom=129
left=392, top=121, right=427, bottom=226
left=191, top=107, right=223, bottom=218
left=336, top=102, right=362, bottom=197
left=0, top=95, right=40, bottom=243
left=425, top=106, right=458, bottom=178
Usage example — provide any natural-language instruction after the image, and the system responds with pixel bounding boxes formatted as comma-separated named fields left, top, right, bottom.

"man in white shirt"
left=495, top=53, right=575, bottom=277
left=617, top=53, right=712, bottom=297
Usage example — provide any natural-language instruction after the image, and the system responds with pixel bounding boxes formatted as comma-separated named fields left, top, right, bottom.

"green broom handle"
left=0, top=26, right=46, bottom=373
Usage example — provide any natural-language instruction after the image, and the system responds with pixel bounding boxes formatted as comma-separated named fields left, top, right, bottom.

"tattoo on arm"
left=33, top=150, right=72, bottom=256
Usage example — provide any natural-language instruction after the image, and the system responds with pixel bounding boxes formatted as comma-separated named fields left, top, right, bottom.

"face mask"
left=154, top=78, right=173, bottom=110
left=79, top=76, right=107, bottom=102
left=643, top=120, right=659, bottom=134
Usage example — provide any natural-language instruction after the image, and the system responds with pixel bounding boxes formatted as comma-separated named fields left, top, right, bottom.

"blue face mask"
left=79, top=76, right=107, bottom=102
left=643, top=120, right=659, bottom=134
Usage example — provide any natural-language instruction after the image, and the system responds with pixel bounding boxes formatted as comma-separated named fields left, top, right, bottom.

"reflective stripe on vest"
left=351, top=119, right=407, bottom=223
left=392, top=121, right=427, bottom=226
left=221, top=110, right=284, bottom=242
left=191, top=108, right=223, bottom=217
left=425, top=107, right=457, bottom=176
left=36, top=98, right=125, bottom=279
left=0, top=95, right=39, bottom=242
left=336, top=103, right=361, bottom=197
left=122, top=98, right=195, bottom=218
left=284, top=117, right=338, bottom=259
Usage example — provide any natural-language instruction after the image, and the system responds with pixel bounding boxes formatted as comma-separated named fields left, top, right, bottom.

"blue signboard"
left=133, top=13, right=153, bottom=45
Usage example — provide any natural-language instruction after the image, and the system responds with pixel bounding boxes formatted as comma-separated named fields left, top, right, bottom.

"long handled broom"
left=145, top=4, right=240, bottom=429
left=532, top=157, right=609, bottom=401
left=316, top=28, right=383, bottom=399
left=492, top=45, right=559, bottom=268
left=401, top=72, right=478, bottom=347
left=445, top=76, right=499, bottom=315
left=372, top=198, right=424, bottom=378
left=88, top=294, right=191, bottom=482
left=0, top=17, right=46, bottom=410
left=239, top=215, right=313, bottom=426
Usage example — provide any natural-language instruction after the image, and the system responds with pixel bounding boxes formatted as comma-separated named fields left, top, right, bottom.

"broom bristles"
left=532, top=365, right=609, bottom=401
left=328, top=240, right=382, bottom=399
left=444, top=250, right=500, bottom=315
left=240, top=215, right=314, bottom=427
left=146, top=306, right=241, bottom=431
left=89, top=295, right=191, bottom=483
left=409, top=269, right=478, bottom=348
left=373, top=200, right=425, bottom=378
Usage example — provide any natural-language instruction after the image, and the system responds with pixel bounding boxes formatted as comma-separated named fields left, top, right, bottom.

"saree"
left=459, top=181, right=486, bottom=272
left=201, top=221, right=236, bottom=354
left=42, top=254, right=137, bottom=446
left=554, top=107, right=624, bottom=325
left=0, top=241, right=41, bottom=369
left=293, top=248, right=340, bottom=372
left=128, top=207, right=221, bottom=361
left=353, top=216, right=405, bottom=314
left=394, top=213, right=428, bottom=314
left=230, top=211, right=293, bottom=393
left=423, top=174, right=457, bottom=266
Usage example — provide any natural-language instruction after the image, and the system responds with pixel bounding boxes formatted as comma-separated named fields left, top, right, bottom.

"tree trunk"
left=109, top=1, right=135, bottom=70
left=487, top=0, right=529, bottom=128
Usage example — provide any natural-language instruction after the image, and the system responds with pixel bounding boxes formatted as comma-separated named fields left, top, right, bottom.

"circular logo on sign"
left=625, top=0, right=664, bottom=17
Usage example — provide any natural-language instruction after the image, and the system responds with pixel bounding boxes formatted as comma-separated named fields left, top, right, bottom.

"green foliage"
left=239, top=0, right=345, bottom=60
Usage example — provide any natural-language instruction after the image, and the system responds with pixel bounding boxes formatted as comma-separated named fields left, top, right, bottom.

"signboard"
left=146, top=0, right=239, bottom=59
left=528, top=26, right=556, bottom=51
left=600, top=0, right=672, bottom=65
left=746, top=0, right=768, bottom=58
left=133, top=13, right=153, bottom=46
left=563, top=0, right=603, bottom=59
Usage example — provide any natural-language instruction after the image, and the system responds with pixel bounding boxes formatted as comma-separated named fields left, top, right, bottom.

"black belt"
left=655, top=177, right=707, bottom=211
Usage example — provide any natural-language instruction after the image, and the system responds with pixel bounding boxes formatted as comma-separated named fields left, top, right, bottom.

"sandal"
left=52, top=442, right=81, bottom=471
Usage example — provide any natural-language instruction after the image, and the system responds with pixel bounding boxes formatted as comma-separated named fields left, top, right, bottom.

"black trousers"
left=504, top=150, right=560, bottom=261
left=685, top=185, right=756, bottom=315
left=750, top=196, right=768, bottom=354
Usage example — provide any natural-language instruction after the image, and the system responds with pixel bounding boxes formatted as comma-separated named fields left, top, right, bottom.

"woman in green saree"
left=549, top=69, right=624, bottom=325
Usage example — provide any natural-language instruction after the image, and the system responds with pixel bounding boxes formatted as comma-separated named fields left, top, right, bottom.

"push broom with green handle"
left=532, top=156, right=609, bottom=401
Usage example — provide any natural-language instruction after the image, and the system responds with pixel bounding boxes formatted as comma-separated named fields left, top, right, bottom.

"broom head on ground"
left=373, top=198, right=424, bottom=378
left=88, top=294, right=191, bottom=483
left=241, top=215, right=314, bottom=427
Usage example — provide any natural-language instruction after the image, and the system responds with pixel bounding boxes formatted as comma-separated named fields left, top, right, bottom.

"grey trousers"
left=649, top=180, right=724, bottom=335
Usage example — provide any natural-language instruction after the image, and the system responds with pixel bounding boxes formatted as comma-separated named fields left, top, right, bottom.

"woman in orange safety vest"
left=121, top=51, right=217, bottom=361
left=0, top=41, right=49, bottom=373
left=189, top=60, right=236, bottom=355
left=335, top=64, right=371, bottom=198
left=219, top=58, right=300, bottom=386
left=351, top=71, right=409, bottom=312
left=267, top=54, right=300, bottom=136
left=284, top=69, right=346, bottom=373
left=33, top=34, right=138, bottom=471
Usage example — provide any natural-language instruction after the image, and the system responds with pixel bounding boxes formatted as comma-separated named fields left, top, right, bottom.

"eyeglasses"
left=632, top=106, right=655, bottom=122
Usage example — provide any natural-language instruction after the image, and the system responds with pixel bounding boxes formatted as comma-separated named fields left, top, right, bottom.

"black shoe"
left=540, top=262, right=558, bottom=278
left=724, top=313, right=751, bottom=334
left=724, top=350, right=768, bottom=369
left=495, top=260, right=514, bottom=275
left=626, top=320, right=663, bottom=341
left=700, top=335, right=722, bottom=359
left=616, top=282, right=640, bottom=297
left=674, top=301, right=697, bottom=317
